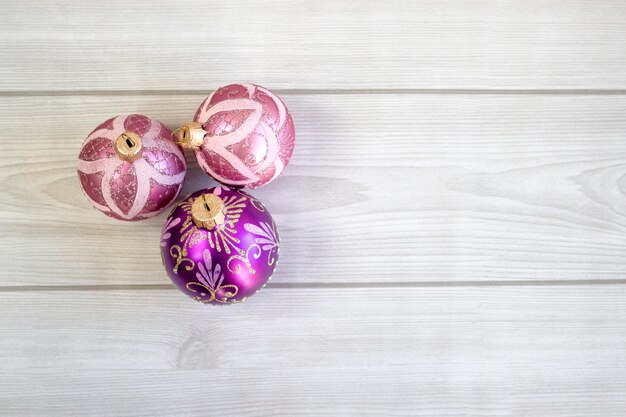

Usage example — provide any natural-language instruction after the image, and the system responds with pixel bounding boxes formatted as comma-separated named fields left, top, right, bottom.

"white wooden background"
left=1, top=1, right=626, bottom=416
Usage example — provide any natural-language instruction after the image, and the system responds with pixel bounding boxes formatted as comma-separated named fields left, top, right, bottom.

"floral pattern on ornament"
left=244, top=219, right=280, bottom=266
left=160, top=187, right=279, bottom=305
left=194, top=83, right=294, bottom=188
left=77, top=114, right=186, bottom=220
left=186, top=249, right=238, bottom=304
left=161, top=216, right=181, bottom=247
left=167, top=188, right=254, bottom=274
left=238, top=189, right=266, bottom=212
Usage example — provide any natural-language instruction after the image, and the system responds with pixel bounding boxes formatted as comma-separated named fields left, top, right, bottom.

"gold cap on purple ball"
left=191, top=193, right=226, bottom=230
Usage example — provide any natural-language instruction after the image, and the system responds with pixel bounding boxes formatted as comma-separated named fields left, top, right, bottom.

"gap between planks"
left=2, top=88, right=626, bottom=97
left=4, top=279, right=626, bottom=293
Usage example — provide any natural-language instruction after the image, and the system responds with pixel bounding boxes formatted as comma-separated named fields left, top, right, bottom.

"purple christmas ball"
left=160, top=186, right=279, bottom=304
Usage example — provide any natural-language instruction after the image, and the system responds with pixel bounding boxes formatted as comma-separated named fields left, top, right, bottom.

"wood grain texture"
left=2, top=2, right=626, bottom=415
left=1, top=286, right=626, bottom=416
left=0, top=94, right=625, bottom=286
left=2, top=0, right=626, bottom=91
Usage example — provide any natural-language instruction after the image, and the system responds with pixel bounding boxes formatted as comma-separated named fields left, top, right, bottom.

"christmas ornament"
left=175, top=83, right=295, bottom=189
left=160, top=186, right=279, bottom=304
left=77, top=114, right=187, bottom=221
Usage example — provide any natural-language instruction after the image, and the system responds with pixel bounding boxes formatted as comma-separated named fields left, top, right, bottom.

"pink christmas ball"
left=77, top=114, right=187, bottom=221
left=176, top=83, right=295, bottom=189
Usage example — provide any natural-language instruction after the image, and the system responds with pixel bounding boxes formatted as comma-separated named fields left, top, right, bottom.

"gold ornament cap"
left=176, top=122, right=207, bottom=149
left=191, top=193, right=226, bottom=230
left=115, top=131, right=143, bottom=162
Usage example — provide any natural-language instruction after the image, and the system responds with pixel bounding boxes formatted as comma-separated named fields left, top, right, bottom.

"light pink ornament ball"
left=77, top=114, right=187, bottom=221
left=177, top=83, right=295, bottom=189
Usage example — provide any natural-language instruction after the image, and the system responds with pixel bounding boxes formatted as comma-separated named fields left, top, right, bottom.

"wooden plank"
left=1, top=0, right=626, bottom=91
left=1, top=286, right=626, bottom=416
left=0, top=94, right=625, bottom=286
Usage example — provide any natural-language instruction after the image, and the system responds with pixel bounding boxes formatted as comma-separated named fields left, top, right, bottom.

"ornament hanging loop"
left=115, top=131, right=143, bottom=162
left=191, top=193, right=226, bottom=230
left=175, top=122, right=207, bottom=149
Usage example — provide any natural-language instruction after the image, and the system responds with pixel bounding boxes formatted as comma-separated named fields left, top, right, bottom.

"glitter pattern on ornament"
left=160, top=186, right=279, bottom=304
left=176, top=83, right=295, bottom=188
left=77, top=114, right=186, bottom=221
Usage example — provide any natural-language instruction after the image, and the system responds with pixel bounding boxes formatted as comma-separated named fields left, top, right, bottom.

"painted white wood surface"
left=0, top=94, right=624, bottom=286
left=1, top=0, right=626, bottom=91
left=1, top=0, right=625, bottom=416
left=1, top=286, right=626, bottom=416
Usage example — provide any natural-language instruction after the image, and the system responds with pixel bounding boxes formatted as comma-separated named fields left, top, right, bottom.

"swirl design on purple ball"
left=186, top=249, right=239, bottom=304
left=244, top=221, right=279, bottom=266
